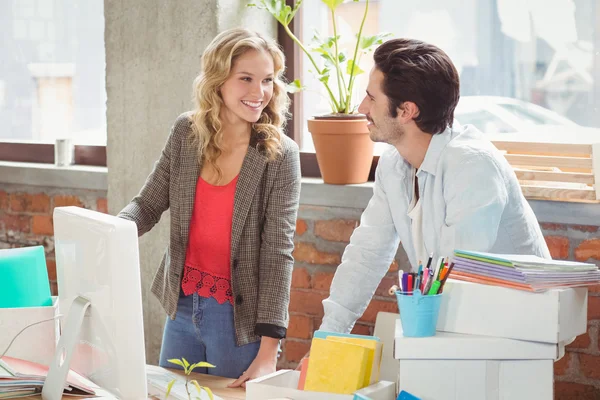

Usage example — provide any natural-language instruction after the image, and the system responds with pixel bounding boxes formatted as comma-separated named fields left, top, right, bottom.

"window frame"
left=0, top=142, right=107, bottom=166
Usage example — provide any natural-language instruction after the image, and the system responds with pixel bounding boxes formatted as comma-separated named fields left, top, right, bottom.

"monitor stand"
left=41, top=296, right=91, bottom=400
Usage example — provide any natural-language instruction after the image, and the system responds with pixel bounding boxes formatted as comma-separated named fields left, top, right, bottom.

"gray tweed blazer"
left=118, top=113, right=301, bottom=346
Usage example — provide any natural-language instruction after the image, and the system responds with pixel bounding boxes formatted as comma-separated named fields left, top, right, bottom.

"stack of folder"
left=298, top=331, right=383, bottom=395
left=450, top=250, right=600, bottom=292
left=0, top=356, right=95, bottom=398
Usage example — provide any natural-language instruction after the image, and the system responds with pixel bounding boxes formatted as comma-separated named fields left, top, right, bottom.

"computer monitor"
left=42, top=206, right=147, bottom=399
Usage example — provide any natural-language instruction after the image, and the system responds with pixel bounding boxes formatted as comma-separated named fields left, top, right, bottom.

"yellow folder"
left=326, top=336, right=383, bottom=386
left=304, top=337, right=370, bottom=394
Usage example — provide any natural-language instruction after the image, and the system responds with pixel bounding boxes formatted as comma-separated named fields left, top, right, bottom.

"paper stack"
left=0, top=356, right=95, bottom=398
left=449, top=249, right=600, bottom=292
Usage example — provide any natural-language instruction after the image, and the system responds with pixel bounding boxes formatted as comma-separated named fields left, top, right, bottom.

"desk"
left=21, top=368, right=245, bottom=400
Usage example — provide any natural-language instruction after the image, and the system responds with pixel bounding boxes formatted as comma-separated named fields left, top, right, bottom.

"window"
left=0, top=0, right=106, bottom=165
left=287, top=0, right=599, bottom=162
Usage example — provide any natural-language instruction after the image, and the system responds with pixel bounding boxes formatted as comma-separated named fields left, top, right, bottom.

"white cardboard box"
left=395, top=320, right=557, bottom=400
left=0, top=296, right=59, bottom=365
left=246, top=370, right=396, bottom=400
left=436, top=279, right=587, bottom=343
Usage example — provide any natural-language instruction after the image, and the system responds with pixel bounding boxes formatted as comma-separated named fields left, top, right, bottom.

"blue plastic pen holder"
left=395, top=290, right=442, bottom=337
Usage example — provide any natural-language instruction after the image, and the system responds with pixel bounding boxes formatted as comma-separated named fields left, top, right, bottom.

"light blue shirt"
left=320, top=124, right=551, bottom=334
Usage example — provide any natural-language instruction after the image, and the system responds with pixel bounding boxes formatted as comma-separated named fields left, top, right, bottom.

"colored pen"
left=421, top=268, right=429, bottom=293
left=407, top=274, right=413, bottom=295
left=398, top=270, right=404, bottom=290
left=425, top=253, right=433, bottom=270
left=415, top=265, right=423, bottom=294
left=424, top=267, right=435, bottom=294
left=438, top=262, right=455, bottom=293
left=428, top=280, right=441, bottom=295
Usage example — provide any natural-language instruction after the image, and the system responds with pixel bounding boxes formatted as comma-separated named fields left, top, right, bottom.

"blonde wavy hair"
left=190, top=28, right=289, bottom=179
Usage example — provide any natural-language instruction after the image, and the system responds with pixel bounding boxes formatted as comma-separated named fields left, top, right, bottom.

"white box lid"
left=395, top=320, right=563, bottom=360
left=436, top=280, right=587, bottom=343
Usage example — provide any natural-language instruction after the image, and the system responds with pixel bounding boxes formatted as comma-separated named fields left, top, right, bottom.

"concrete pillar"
left=105, top=0, right=276, bottom=363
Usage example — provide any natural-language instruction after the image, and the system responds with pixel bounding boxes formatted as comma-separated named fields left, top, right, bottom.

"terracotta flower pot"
left=308, top=115, right=374, bottom=184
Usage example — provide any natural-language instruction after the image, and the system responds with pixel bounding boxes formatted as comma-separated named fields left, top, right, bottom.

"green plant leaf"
left=286, top=79, right=305, bottom=93
left=247, top=0, right=301, bottom=26
left=203, top=386, right=215, bottom=400
left=168, top=359, right=186, bottom=369
left=182, top=358, right=190, bottom=372
left=359, top=32, right=392, bottom=53
left=321, top=0, right=344, bottom=11
left=190, top=361, right=216, bottom=371
left=165, top=379, right=176, bottom=398
left=189, top=380, right=214, bottom=400
left=318, top=68, right=331, bottom=84
left=346, top=59, right=364, bottom=76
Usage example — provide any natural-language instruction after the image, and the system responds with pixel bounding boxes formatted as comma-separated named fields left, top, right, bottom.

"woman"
left=118, top=28, right=301, bottom=387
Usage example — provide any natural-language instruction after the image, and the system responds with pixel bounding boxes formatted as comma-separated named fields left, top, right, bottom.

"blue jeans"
left=158, top=293, right=260, bottom=378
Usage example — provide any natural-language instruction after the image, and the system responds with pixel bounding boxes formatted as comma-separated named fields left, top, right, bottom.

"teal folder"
left=0, top=246, right=52, bottom=308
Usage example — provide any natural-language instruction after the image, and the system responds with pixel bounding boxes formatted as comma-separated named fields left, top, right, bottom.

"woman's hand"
left=228, top=337, right=279, bottom=388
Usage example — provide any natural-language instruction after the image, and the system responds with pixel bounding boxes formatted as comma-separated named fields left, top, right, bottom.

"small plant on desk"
left=166, top=358, right=215, bottom=400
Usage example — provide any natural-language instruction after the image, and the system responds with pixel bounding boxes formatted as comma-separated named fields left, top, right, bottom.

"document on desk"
left=146, top=365, right=223, bottom=400
left=0, top=356, right=95, bottom=398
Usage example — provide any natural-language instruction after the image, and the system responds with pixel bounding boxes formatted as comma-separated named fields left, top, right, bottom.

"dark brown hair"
left=373, top=38, right=460, bottom=134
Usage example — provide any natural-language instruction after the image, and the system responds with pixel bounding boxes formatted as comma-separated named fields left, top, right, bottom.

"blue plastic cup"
left=395, top=290, right=442, bottom=337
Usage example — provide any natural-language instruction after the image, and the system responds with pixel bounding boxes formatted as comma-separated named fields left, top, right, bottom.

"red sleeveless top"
left=181, top=174, right=238, bottom=304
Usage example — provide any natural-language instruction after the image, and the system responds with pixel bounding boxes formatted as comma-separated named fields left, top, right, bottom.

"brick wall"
left=3, top=184, right=600, bottom=398
left=0, top=184, right=107, bottom=295
left=283, top=205, right=600, bottom=400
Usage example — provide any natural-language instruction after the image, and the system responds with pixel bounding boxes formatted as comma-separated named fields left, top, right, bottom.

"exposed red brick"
left=289, top=290, right=327, bottom=316
left=388, top=260, right=399, bottom=273
left=554, top=352, right=571, bottom=376
left=32, top=215, right=53, bottom=235
left=46, top=258, right=57, bottom=281
left=567, top=330, right=591, bottom=350
left=293, top=242, right=341, bottom=265
left=575, top=239, right=600, bottom=262
left=295, top=219, right=308, bottom=236
left=579, top=353, right=600, bottom=380
left=375, top=276, right=399, bottom=297
left=359, top=299, right=399, bottom=323
left=540, top=223, right=566, bottom=231
left=589, top=284, right=600, bottom=294
left=351, top=323, right=372, bottom=336
left=588, top=296, right=600, bottom=320
left=314, top=219, right=359, bottom=242
left=287, top=315, right=313, bottom=340
left=544, top=236, right=570, bottom=259
left=0, top=191, right=8, bottom=210
left=10, top=193, right=50, bottom=213
left=54, top=195, right=84, bottom=208
left=292, top=267, right=311, bottom=289
left=312, top=271, right=334, bottom=292
left=96, top=198, right=108, bottom=214
left=0, top=213, right=31, bottom=232
left=570, top=225, right=599, bottom=233
left=554, top=382, right=600, bottom=400
left=313, top=317, right=323, bottom=331
left=284, top=340, right=311, bottom=363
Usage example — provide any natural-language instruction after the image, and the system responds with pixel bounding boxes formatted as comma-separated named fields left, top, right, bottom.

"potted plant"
left=249, top=0, right=390, bottom=184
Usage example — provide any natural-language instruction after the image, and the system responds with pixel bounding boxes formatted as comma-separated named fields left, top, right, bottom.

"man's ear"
left=397, top=101, right=420, bottom=122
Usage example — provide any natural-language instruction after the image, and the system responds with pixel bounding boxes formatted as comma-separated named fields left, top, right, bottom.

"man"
left=317, top=38, right=551, bottom=336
